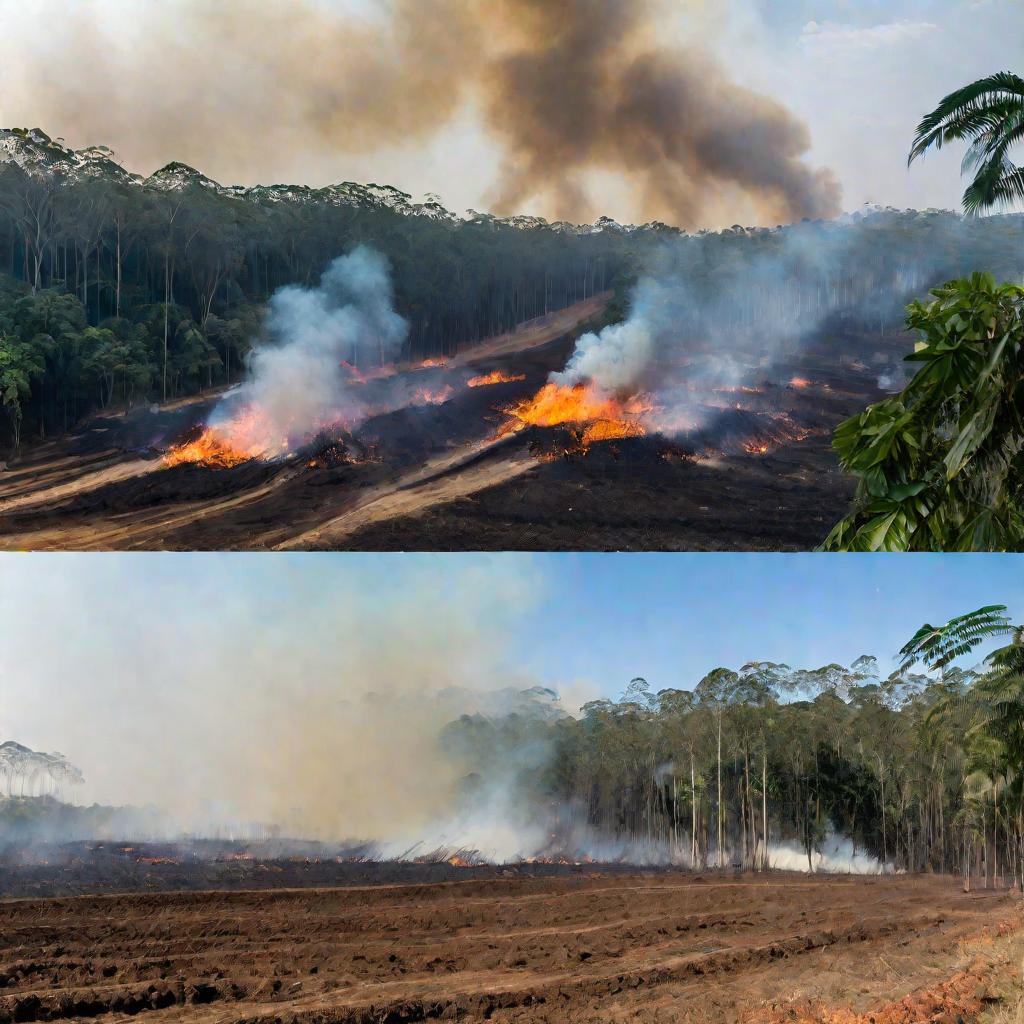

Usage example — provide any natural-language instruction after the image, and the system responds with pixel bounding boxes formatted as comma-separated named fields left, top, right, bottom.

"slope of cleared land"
left=0, top=872, right=1020, bottom=1023
left=0, top=292, right=902, bottom=551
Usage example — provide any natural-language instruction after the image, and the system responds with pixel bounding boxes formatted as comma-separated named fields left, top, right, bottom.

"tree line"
left=0, top=149, right=648, bottom=450
left=0, top=741, right=83, bottom=799
left=446, top=606, right=1024, bottom=885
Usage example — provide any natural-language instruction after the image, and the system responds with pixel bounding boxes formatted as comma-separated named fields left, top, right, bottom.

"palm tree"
left=909, top=72, right=1024, bottom=213
left=899, top=605, right=1013, bottom=672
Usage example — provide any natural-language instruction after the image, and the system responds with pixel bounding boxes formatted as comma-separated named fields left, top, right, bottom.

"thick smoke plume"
left=210, top=246, right=406, bottom=450
left=1, top=0, right=840, bottom=227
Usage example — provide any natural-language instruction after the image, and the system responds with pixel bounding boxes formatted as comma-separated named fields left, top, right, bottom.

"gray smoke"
left=209, top=245, right=407, bottom=451
left=1, top=0, right=839, bottom=228
left=551, top=212, right=1017, bottom=433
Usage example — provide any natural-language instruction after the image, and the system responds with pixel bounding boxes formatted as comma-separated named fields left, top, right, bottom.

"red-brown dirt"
left=1, top=872, right=1020, bottom=1023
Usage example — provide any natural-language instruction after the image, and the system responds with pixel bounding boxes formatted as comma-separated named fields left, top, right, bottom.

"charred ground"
left=0, top=298, right=897, bottom=551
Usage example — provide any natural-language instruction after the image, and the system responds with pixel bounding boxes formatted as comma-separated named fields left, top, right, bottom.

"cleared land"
left=0, top=294, right=904, bottom=551
left=1, top=870, right=1021, bottom=1023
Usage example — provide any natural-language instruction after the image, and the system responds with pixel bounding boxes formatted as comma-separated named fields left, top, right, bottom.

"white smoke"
left=209, top=245, right=408, bottom=447
left=551, top=277, right=665, bottom=392
left=767, top=836, right=892, bottom=875
left=550, top=214, right=1008, bottom=435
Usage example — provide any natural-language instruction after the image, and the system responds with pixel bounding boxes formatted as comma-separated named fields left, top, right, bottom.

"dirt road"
left=1, top=872, right=1020, bottom=1023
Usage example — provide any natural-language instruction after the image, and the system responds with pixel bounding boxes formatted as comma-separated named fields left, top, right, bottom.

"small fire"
left=447, top=856, right=474, bottom=867
left=164, top=407, right=286, bottom=468
left=416, top=357, right=447, bottom=369
left=340, top=360, right=397, bottom=384
left=164, top=427, right=259, bottom=468
left=412, top=385, right=454, bottom=405
left=467, top=370, right=526, bottom=388
left=789, top=376, right=811, bottom=389
left=740, top=414, right=815, bottom=456
left=500, top=382, right=649, bottom=447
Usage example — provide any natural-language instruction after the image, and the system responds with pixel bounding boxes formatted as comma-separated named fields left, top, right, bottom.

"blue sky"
left=514, top=553, right=1023, bottom=694
left=3, top=552, right=1020, bottom=809
left=5, top=552, right=1021, bottom=704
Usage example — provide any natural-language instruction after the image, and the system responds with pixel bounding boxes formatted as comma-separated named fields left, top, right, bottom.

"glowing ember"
left=500, top=382, right=649, bottom=447
left=416, top=357, right=447, bottom=369
left=740, top=414, right=815, bottom=456
left=789, top=376, right=811, bottom=389
left=340, top=360, right=397, bottom=384
left=467, top=370, right=526, bottom=387
left=412, top=384, right=454, bottom=405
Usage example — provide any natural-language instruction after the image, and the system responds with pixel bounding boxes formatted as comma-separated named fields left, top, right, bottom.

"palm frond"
left=909, top=72, right=1024, bottom=165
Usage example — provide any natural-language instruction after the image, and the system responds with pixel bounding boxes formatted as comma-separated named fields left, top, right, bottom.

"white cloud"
left=799, top=19, right=939, bottom=53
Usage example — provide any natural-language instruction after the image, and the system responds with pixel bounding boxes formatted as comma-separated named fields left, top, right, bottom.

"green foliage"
left=909, top=71, right=1024, bottom=214
left=443, top=656, right=974, bottom=871
left=0, top=159, right=641, bottom=449
left=823, top=274, right=1024, bottom=550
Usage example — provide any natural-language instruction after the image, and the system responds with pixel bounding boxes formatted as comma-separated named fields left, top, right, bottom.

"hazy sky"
left=2, top=552, right=1020, bottom=813
left=0, top=0, right=1019, bottom=224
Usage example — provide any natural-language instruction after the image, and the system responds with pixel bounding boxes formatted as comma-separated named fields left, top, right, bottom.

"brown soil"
left=0, top=295, right=901, bottom=551
left=0, top=872, right=1020, bottom=1023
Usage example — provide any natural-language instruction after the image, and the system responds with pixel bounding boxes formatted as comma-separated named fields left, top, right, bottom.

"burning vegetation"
left=163, top=407, right=290, bottom=468
left=467, top=370, right=526, bottom=387
left=499, top=382, right=650, bottom=448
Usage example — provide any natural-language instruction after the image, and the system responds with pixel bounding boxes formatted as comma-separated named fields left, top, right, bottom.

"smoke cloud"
left=0, top=0, right=840, bottom=228
left=552, top=212, right=1008, bottom=433
left=0, top=554, right=551, bottom=843
left=209, top=245, right=407, bottom=451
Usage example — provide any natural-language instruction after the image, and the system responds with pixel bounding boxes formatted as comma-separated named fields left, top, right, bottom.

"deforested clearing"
left=0, top=869, right=1020, bottom=1024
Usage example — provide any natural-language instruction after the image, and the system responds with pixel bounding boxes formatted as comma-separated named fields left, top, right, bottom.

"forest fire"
left=467, top=370, right=526, bottom=387
left=164, top=407, right=290, bottom=468
left=164, top=427, right=260, bottom=468
left=500, top=382, right=650, bottom=446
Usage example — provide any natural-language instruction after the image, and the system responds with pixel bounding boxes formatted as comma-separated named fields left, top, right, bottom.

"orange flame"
left=501, top=382, right=649, bottom=442
left=741, top=414, right=814, bottom=456
left=164, top=407, right=287, bottom=468
left=789, top=376, right=811, bottom=389
left=340, top=360, right=397, bottom=384
left=467, top=370, right=526, bottom=387
left=412, top=385, right=454, bottom=405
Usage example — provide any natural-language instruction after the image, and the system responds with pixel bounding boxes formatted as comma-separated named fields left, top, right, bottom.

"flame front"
left=412, top=384, right=454, bottom=405
left=500, top=382, right=649, bottom=445
left=164, top=407, right=286, bottom=468
left=467, top=370, right=526, bottom=387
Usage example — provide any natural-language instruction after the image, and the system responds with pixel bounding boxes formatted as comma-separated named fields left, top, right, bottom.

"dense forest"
left=0, top=129, right=651, bottom=449
left=2, top=128, right=1023, bottom=455
left=446, top=607, right=1024, bottom=884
